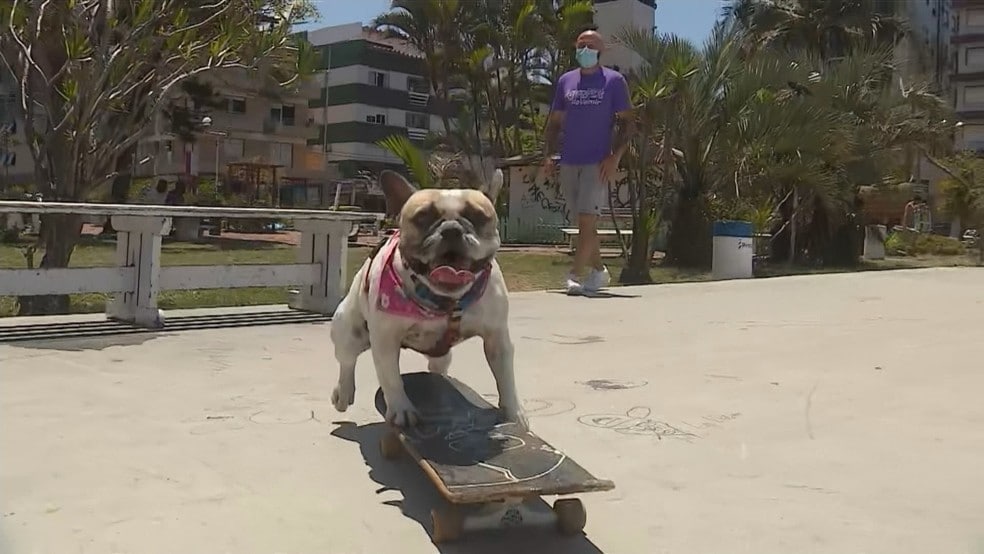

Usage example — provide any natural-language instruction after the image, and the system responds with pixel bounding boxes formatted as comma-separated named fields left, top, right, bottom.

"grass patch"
left=0, top=235, right=978, bottom=317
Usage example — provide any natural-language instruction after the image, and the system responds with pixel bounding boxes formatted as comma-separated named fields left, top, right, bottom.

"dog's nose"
left=441, top=226, right=463, bottom=240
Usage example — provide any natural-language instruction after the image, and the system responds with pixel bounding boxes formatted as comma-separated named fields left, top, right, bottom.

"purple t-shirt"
left=550, top=67, right=631, bottom=165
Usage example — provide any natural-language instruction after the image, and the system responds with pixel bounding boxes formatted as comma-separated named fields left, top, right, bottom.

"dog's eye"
left=462, top=205, right=490, bottom=228
left=411, top=205, right=440, bottom=228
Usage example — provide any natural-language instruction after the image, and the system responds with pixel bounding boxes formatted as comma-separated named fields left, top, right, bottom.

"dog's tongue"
left=428, top=265, right=476, bottom=287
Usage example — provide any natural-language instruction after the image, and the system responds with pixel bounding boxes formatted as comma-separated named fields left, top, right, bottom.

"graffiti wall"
left=504, top=163, right=630, bottom=244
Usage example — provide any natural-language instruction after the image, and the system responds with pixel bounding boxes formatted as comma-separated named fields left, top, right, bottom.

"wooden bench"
left=0, top=201, right=382, bottom=328
left=560, top=227, right=633, bottom=253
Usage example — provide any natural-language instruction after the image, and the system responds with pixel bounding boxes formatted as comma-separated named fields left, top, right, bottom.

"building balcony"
left=951, top=33, right=984, bottom=44
left=408, top=91, right=429, bottom=108
left=261, top=118, right=318, bottom=140
left=951, top=71, right=984, bottom=82
left=309, top=83, right=455, bottom=116
left=406, top=127, right=429, bottom=141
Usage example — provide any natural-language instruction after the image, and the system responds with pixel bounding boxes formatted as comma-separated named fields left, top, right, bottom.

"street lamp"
left=201, top=116, right=227, bottom=189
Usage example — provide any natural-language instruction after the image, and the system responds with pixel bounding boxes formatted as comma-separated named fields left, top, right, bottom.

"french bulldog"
left=328, top=168, right=526, bottom=429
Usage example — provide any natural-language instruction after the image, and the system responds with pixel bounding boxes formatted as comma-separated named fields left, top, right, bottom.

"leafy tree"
left=933, top=152, right=984, bottom=239
left=0, top=0, right=316, bottom=314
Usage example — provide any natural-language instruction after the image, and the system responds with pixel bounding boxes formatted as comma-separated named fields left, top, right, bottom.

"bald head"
left=576, top=30, right=606, bottom=52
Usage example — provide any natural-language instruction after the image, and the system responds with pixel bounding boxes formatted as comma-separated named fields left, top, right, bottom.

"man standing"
left=542, top=29, right=634, bottom=295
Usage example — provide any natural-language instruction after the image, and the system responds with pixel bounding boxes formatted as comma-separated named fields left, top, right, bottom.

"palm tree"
left=375, top=0, right=472, bottom=136
left=620, top=22, right=890, bottom=268
left=724, top=0, right=906, bottom=61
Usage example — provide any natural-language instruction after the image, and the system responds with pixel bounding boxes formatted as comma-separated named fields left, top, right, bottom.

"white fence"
left=0, top=201, right=382, bottom=328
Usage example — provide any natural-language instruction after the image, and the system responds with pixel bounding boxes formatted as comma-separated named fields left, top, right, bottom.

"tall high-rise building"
left=302, top=23, right=450, bottom=179
left=593, top=0, right=657, bottom=71
left=946, top=0, right=984, bottom=150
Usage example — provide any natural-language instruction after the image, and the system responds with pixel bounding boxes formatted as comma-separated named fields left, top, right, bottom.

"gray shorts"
left=559, top=163, right=607, bottom=217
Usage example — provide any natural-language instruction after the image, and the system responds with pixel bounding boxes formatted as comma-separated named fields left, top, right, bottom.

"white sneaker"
left=563, top=273, right=583, bottom=296
left=583, top=266, right=611, bottom=293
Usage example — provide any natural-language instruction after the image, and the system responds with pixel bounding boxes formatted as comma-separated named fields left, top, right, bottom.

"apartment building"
left=302, top=23, right=450, bottom=179
left=946, top=0, right=984, bottom=151
left=0, top=69, right=32, bottom=188
left=136, top=67, right=324, bottom=202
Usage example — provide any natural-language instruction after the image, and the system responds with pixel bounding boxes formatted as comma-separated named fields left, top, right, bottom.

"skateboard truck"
left=430, top=496, right=587, bottom=542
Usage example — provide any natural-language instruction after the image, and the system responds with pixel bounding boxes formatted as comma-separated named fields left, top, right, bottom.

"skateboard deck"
left=374, top=372, right=614, bottom=503
left=374, top=372, right=614, bottom=540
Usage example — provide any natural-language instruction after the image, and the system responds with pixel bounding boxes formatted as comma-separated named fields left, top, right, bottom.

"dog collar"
left=366, top=233, right=491, bottom=352
left=406, top=269, right=491, bottom=316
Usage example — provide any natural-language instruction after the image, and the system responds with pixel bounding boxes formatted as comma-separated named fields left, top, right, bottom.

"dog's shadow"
left=331, top=421, right=607, bottom=553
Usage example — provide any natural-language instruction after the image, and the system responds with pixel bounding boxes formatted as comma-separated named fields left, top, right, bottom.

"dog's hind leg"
left=330, top=305, right=370, bottom=413
left=426, top=352, right=452, bottom=376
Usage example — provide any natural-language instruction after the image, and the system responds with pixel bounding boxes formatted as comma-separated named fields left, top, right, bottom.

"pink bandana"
left=371, top=233, right=449, bottom=320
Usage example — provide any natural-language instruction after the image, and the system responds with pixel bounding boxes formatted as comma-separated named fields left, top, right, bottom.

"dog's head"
left=379, top=169, right=503, bottom=294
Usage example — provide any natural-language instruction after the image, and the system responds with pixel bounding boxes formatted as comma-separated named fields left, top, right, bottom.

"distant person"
left=165, top=181, right=186, bottom=205
left=541, top=28, right=634, bottom=295
left=141, top=179, right=169, bottom=205
left=903, top=195, right=931, bottom=232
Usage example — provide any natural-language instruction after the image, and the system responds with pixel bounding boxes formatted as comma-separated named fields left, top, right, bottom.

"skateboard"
left=374, top=372, right=615, bottom=542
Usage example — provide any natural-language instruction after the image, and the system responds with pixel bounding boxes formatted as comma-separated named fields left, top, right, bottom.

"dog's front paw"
left=331, top=381, right=356, bottom=412
left=385, top=394, right=420, bottom=427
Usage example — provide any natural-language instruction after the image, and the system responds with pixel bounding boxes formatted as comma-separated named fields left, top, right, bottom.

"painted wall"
left=504, top=164, right=630, bottom=244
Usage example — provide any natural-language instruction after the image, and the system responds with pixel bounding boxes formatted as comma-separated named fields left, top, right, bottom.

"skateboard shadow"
left=331, top=421, right=608, bottom=554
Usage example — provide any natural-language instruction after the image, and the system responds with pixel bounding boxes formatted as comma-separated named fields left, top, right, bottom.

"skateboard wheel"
left=553, top=498, right=586, bottom=535
left=430, top=507, right=464, bottom=543
left=379, top=432, right=402, bottom=460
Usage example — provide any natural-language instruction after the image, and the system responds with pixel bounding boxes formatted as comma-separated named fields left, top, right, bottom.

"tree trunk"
left=621, top=209, right=653, bottom=284
left=17, top=214, right=84, bottom=315
left=620, top=145, right=653, bottom=284
left=949, top=215, right=962, bottom=239
left=788, top=186, right=798, bottom=266
left=665, top=196, right=712, bottom=268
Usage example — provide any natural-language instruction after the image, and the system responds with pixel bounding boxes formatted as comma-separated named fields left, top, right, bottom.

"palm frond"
left=376, top=135, right=434, bottom=188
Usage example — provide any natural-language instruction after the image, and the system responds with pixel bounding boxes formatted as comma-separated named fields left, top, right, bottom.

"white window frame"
left=406, top=76, right=427, bottom=92
left=270, top=104, right=296, bottom=126
left=405, top=111, right=429, bottom=129
left=226, top=96, right=247, bottom=114
left=369, top=71, right=388, bottom=88
left=366, top=113, right=387, bottom=125
left=223, top=138, right=244, bottom=158
left=271, top=142, right=293, bottom=168
left=968, top=9, right=984, bottom=27
left=967, top=47, right=984, bottom=68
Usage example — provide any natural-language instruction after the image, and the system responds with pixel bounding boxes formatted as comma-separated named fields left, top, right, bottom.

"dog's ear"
left=481, top=169, right=504, bottom=203
left=379, top=170, right=417, bottom=217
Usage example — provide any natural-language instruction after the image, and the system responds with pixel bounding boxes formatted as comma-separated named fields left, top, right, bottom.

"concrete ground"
left=2, top=268, right=984, bottom=554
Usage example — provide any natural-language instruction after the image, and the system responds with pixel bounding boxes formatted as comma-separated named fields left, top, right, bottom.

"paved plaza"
left=2, top=267, right=983, bottom=554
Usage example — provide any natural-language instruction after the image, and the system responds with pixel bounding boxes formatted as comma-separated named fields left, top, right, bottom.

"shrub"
left=1, top=226, right=21, bottom=243
left=886, top=230, right=966, bottom=256
left=914, top=234, right=966, bottom=255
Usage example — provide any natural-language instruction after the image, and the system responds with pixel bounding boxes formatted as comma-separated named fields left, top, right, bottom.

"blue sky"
left=302, top=0, right=727, bottom=46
